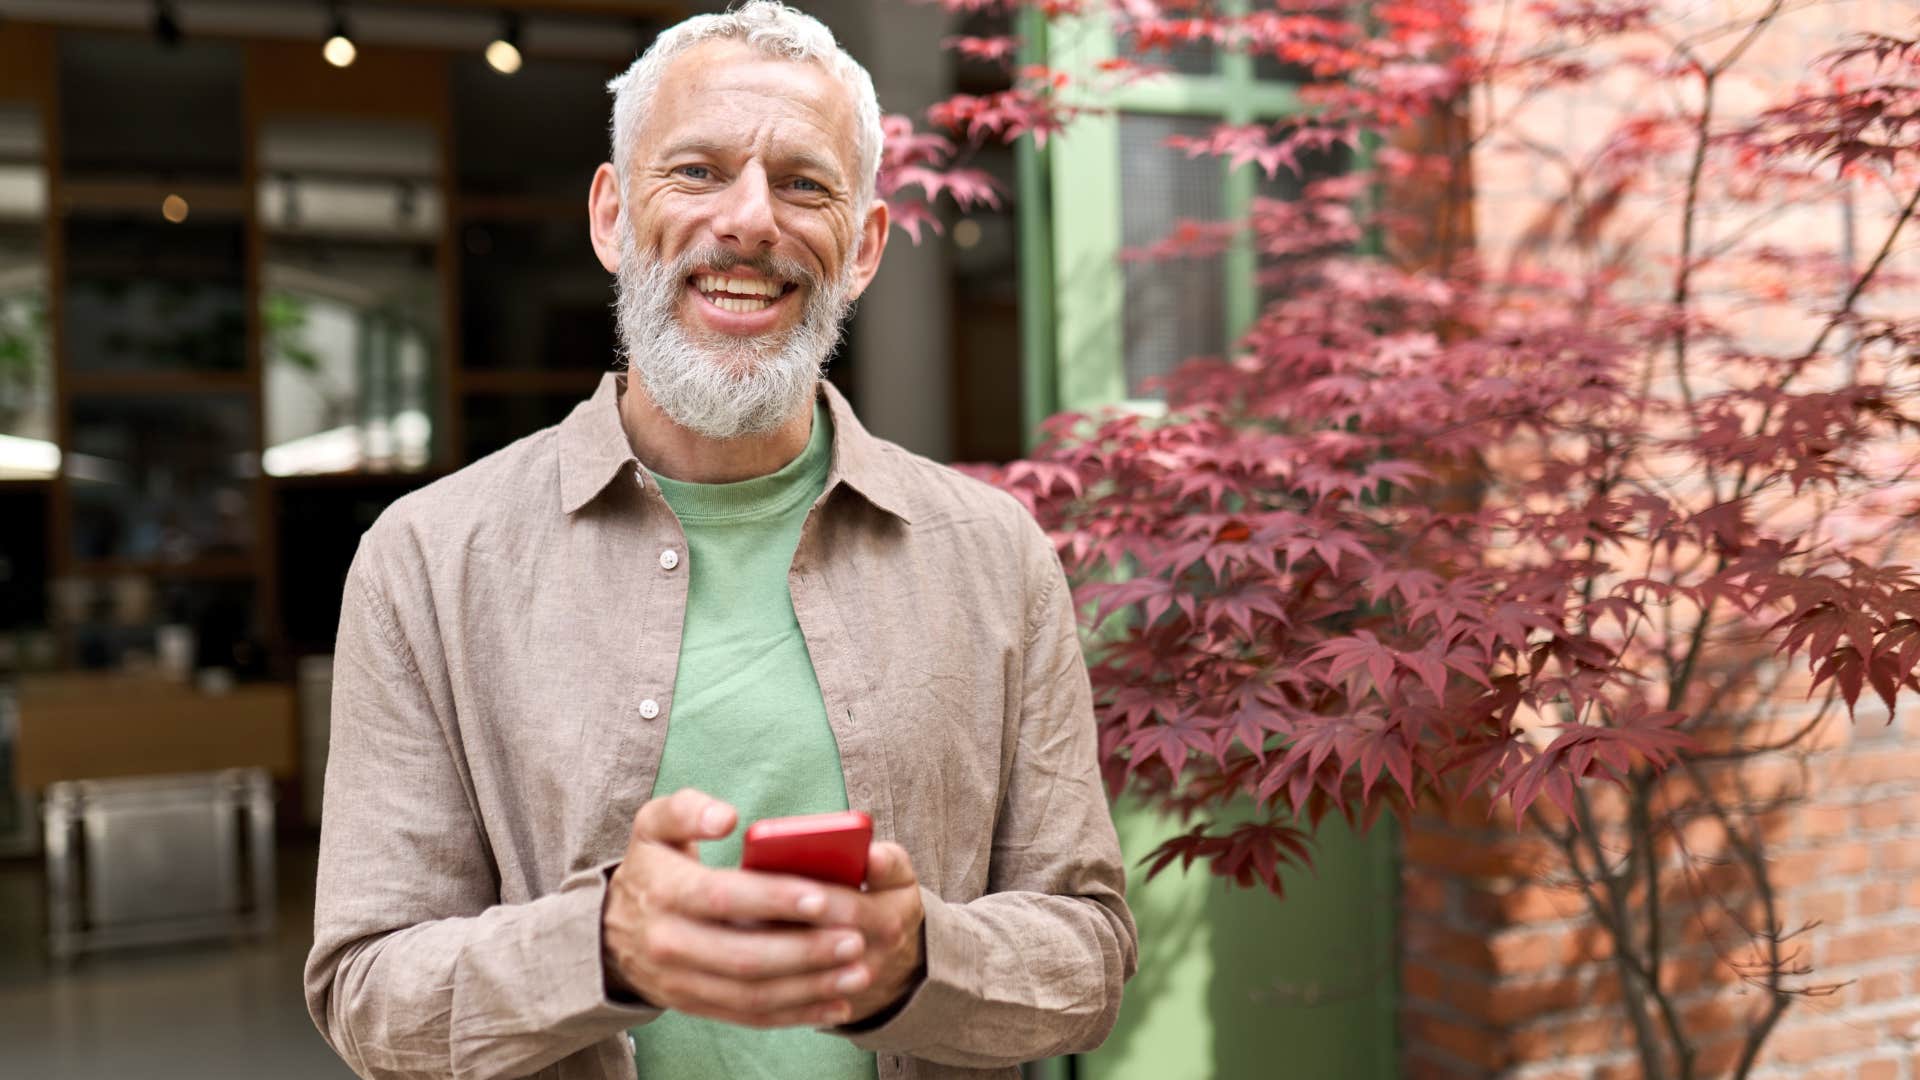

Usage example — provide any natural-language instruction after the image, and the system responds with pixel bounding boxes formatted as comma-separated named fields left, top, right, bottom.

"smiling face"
left=588, top=39, right=889, bottom=439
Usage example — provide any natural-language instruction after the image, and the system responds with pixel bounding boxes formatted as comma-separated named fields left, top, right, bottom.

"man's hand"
left=602, top=789, right=874, bottom=1028
left=840, top=841, right=926, bottom=1025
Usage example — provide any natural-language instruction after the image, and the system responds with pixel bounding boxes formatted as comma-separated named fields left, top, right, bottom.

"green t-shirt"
left=632, top=400, right=877, bottom=1080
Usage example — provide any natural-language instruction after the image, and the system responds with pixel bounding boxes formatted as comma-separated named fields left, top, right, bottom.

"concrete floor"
left=0, top=838, right=356, bottom=1079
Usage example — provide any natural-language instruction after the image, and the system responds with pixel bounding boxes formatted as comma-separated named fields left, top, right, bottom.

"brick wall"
left=1402, top=732, right=1920, bottom=1078
left=1400, top=1, right=1920, bottom=1077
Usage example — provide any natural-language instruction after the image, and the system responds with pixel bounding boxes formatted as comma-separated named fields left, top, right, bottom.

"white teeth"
left=693, top=274, right=785, bottom=298
left=713, top=296, right=772, bottom=314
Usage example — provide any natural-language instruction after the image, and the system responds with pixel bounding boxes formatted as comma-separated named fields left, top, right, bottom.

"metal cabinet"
left=42, top=767, right=274, bottom=962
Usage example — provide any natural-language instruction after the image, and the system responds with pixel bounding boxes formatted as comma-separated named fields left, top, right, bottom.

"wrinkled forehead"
left=637, top=39, right=862, bottom=163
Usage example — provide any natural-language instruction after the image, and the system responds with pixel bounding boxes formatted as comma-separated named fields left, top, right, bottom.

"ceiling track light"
left=323, top=1, right=357, bottom=68
left=486, top=12, right=524, bottom=76
left=153, top=0, right=182, bottom=49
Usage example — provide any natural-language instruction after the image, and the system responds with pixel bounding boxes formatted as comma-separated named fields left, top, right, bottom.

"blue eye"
left=792, top=177, right=825, bottom=193
left=677, top=165, right=712, bottom=180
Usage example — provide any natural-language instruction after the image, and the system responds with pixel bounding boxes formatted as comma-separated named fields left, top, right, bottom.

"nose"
left=709, top=161, right=779, bottom=253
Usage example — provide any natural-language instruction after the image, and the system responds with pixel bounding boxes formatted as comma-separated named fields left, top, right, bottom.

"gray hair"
left=606, top=1, right=885, bottom=209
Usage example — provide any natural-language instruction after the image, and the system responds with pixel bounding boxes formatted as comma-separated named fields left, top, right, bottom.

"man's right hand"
left=601, top=788, right=874, bottom=1029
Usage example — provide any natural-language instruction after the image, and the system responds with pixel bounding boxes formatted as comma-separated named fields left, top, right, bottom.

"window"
left=1032, top=0, right=1335, bottom=409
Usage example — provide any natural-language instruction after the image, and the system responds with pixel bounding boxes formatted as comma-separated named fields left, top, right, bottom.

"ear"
left=846, top=199, right=890, bottom=301
left=587, top=162, right=625, bottom=274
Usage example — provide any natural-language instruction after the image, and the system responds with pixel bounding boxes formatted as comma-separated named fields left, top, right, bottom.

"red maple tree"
left=882, top=2, right=1919, bottom=1075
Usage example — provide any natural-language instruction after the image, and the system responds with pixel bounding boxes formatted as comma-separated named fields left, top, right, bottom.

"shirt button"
left=659, top=548, right=679, bottom=571
left=639, top=699, right=660, bottom=720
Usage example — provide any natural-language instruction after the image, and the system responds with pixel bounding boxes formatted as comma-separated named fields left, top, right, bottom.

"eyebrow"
left=657, top=138, right=847, bottom=187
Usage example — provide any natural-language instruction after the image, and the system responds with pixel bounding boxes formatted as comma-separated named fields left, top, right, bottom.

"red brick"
left=1860, top=970, right=1907, bottom=1004
left=1682, top=994, right=1738, bottom=1035
left=1860, top=1056, right=1901, bottom=1080
left=1404, top=828, right=1552, bottom=880
left=1827, top=842, right=1875, bottom=877
left=1482, top=883, right=1591, bottom=923
left=1826, top=926, right=1919, bottom=967
left=1790, top=888, right=1852, bottom=925
left=1405, top=1012, right=1506, bottom=1072
left=1765, top=1021, right=1865, bottom=1065
left=1406, top=920, right=1497, bottom=974
left=1402, top=961, right=1498, bottom=1023
left=1856, top=793, right=1920, bottom=831
left=1402, top=873, right=1451, bottom=916
left=1797, top=803, right=1857, bottom=841
left=1509, top=1012, right=1624, bottom=1061
left=1887, top=1007, right=1920, bottom=1041
left=1878, top=838, right=1920, bottom=873
left=1844, top=749, right=1920, bottom=786
left=1693, top=1035, right=1746, bottom=1075
left=1485, top=970, right=1615, bottom=1024
left=1488, top=924, right=1613, bottom=975
left=1860, top=880, right=1903, bottom=916
left=1657, top=952, right=1724, bottom=996
left=1774, top=838, right=1876, bottom=884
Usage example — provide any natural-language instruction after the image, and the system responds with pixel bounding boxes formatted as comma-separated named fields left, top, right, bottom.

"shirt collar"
left=557, top=373, right=915, bottom=524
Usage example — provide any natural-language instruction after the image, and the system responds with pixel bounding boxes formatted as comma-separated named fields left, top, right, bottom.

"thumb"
left=631, top=788, right=736, bottom=850
left=865, top=841, right=917, bottom=890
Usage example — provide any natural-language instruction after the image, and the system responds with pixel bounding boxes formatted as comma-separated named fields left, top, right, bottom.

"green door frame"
left=1014, top=6, right=1400, bottom=1078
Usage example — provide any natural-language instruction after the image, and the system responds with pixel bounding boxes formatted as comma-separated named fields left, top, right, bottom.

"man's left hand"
left=842, top=841, right=925, bottom=1024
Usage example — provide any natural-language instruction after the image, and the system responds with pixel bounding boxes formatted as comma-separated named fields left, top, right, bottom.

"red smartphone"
left=740, top=810, right=872, bottom=889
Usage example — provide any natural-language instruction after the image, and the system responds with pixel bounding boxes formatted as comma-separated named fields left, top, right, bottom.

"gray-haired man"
left=304, top=4, right=1135, bottom=1078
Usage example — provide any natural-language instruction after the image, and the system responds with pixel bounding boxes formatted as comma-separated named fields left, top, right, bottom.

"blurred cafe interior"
left=0, top=0, right=1020, bottom=1073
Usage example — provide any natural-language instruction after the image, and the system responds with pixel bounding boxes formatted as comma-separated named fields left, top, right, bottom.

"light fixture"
left=323, top=2, right=357, bottom=68
left=161, top=194, right=190, bottom=224
left=486, top=12, right=524, bottom=75
left=153, top=0, right=182, bottom=48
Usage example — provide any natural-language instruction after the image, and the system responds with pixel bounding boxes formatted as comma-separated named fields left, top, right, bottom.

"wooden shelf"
left=60, top=180, right=250, bottom=217
left=15, top=673, right=297, bottom=789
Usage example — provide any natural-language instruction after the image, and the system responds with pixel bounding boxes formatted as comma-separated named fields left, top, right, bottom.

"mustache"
left=662, top=244, right=821, bottom=290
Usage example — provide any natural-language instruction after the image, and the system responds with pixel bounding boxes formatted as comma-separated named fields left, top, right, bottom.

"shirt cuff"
left=576, top=859, right=667, bottom=1025
left=838, top=886, right=977, bottom=1055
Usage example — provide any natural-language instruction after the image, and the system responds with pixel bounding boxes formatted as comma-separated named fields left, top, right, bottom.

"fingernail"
left=836, top=968, right=868, bottom=993
left=700, top=806, right=728, bottom=833
left=834, top=934, right=862, bottom=961
left=796, top=892, right=825, bottom=917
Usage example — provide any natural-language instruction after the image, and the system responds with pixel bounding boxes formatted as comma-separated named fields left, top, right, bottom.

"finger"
left=670, top=866, right=864, bottom=926
left=653, top=964, right=871, bottom=1028
left=645, top=912, right=866, bottom=981
left=632, top=788, right=736, bottom=848
left=863, top=842, right=918, bottom=891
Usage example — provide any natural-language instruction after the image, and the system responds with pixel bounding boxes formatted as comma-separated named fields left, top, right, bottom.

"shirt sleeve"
left=304, top=538, right=660, bottom=1080
left=842, top=523, right=1139, bottom=1068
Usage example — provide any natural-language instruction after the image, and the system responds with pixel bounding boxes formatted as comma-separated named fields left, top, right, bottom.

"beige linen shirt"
left=305, top=375, right=1137, bottom=1080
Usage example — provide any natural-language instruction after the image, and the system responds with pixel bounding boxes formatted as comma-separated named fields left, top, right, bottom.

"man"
left=304, top=4, right=1136, bottom=1078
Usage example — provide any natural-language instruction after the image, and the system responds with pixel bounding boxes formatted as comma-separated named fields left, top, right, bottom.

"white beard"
left=614, top=224, right=858, bottom=441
